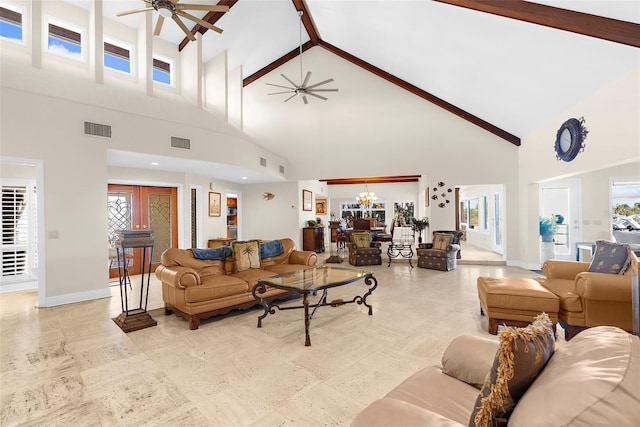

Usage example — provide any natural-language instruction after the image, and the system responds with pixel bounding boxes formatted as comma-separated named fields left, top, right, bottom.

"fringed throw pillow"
left=231, top=240, right=261, bottom=272
left=469, top=313, right=555, bottom=427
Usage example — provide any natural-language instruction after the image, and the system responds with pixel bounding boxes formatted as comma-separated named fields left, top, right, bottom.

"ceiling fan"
left=116, top=0, right=229, bottom=43
left=266, top=11, right=338, bottom=104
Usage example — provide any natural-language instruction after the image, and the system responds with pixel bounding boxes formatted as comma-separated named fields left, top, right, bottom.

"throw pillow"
left=352, top=232, right=371, bottom=249
left=588, top=240, right=631, bottom=274
left=432, top=233, right=453, bottom=251
left=231, top=240, right=261, bottom=272
left=469, top=313, right=555, bottom=427
left=259, top=240, right=284, bottom=258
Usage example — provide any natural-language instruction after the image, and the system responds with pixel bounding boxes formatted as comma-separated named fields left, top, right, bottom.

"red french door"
left=108, top=185, right=178, bottom=278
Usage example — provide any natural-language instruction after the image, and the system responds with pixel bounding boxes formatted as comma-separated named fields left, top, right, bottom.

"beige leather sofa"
left=156, top=238, right=317, bottom=329
left=352, top=326, right=640, bottom=426
left=536, top=251, right=637, bottom=339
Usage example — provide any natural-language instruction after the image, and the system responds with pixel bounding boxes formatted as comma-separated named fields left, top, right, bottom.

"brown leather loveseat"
left=156, top=238, right=317, bottom=329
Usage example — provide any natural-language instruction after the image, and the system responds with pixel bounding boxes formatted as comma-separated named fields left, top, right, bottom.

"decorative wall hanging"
left=555, top=117, right=588, bottom=162
left=263, top=192, right=275, bottom=200
left=430, top=181, right=453, bottom=208
left=302, top=189, right=312, bottom=211
left=315, top=198, right=327, bottom=215
left=208, top=192, right=221, bottom=217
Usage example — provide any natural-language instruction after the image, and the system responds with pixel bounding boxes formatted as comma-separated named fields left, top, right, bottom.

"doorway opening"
left=226, top=193, right=238, bottom=240
left=107, top=184, right=178, bottom=278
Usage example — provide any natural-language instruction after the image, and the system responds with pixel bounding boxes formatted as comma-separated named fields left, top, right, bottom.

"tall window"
left=48, top=20, right=82, bottom=60
left=0, top=2, right=22, bottom=42
left=1, top=183, right=37, bottom=280
left=153, top=55, right=172, bottom=85
left=104, top=39, right=131, bottom=73
left=482, top=195, right=489, bottom=231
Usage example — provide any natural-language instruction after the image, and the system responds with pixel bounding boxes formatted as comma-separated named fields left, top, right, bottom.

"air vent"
left=84, top=121, right=112, bottom=138
left=260, top=157, right=267, bottom=167
left=279, top=165, right=285, bottom=174
left=170, top=136, right=191, bottom=150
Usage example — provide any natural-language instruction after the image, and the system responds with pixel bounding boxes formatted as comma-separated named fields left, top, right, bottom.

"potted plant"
left=411, top=217, right=430, bottom=243
left=539, top=216, right=557, bottom=242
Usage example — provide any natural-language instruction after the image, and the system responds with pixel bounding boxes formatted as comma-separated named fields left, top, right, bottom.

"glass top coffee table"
left=252, top=266, right=378, bottom=346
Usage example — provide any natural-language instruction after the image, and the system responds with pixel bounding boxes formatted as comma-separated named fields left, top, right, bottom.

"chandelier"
left=356, top=183, right=377, bottom=209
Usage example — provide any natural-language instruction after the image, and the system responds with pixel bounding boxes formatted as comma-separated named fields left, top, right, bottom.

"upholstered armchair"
left=348, top=231, right=382, bottom=266
left=535, top=242, right=637, bottom=339
left=417, top=230, right=464, bottom=271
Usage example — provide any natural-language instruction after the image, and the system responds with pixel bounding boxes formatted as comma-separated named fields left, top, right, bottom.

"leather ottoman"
left=477, top=277, right=559, bottom=334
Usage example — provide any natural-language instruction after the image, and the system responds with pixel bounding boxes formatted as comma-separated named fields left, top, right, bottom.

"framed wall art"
left=315, top=198, right=327, bottom=215
left=209, top=192, right=221, bottom=217
left=302, top=189, right=312, bottom=211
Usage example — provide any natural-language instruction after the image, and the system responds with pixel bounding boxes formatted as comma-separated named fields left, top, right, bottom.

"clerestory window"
left=152, top=55, right=172, bottom=85
left=48, top=19, right=82, bottom=60
left=104, top=39, right=131, bottom=74
left=0, top=2, right=22, bottom=42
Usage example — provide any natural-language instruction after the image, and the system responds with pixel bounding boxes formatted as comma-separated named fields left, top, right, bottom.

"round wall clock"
left=555, top=117, right=588, bottom=162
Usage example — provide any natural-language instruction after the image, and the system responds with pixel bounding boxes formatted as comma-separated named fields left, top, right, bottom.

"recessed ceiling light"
left=151, top=162, right=159, bottom=166
left=241, top=176, right=248, bottom=180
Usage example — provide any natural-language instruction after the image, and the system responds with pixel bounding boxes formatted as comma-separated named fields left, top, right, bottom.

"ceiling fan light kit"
left=117, top=0, right=229, bottom=43
left=266, top=11, right=338, bottom=104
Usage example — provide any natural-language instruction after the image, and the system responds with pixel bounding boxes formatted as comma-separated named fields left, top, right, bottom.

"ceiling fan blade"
left=280, top=74, right=298, bottom=88
left=172, top=15, right=196, bottom=41
left=177, top=4, right=230, bottom=12
left=302, top=95, right=308, bottom=105
left=302, top=72, right=311, bottom=88
left=306, top=78, right=334, bottom=90
left=308, top=88, right=339, bottom=92
left=177, top=11, right=223, bottom=34
left=116, top=7, right=153, bottom=17
left=306, top=92, right=328, bottom=101
left=266, top=83, right=295, bottom=90
left=154, top=15, right=165, bottom=36
left=268, top=91, right=295, bottom=95
left=284, top=93, right=298, bottom=102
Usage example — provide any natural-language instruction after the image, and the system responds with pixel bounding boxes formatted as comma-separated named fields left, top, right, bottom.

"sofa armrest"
left=155, top=265, right=200, bottom=289
left=352, top=398, right=464, bottom=427
left=447, top=243, right=461, bottom=253
left=575, top=272, right=631, bottom=302
left=441, top=335, right=498, bottom=388
left=289, top=250, right=318, bottom=267
left=542, top=260, right=590, bottom=280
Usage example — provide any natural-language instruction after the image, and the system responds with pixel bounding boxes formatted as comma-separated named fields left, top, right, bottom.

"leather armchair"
left=417, top=230, right=463, bottom=271
left=536, top=251, right=636, bottom=339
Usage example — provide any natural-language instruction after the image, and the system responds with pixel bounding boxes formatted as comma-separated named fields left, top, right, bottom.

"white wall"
left=518, top=68, right=640, bottom=266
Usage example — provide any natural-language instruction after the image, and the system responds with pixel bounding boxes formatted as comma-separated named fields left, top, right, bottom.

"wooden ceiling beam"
left=318, top=40, right=521, bottom=146
left=243, top=41, right=315, bottom=86
left=239, top=1, right=519, bottom=146
left=292, top=0, right=320, bottom=45
left=178, top=0, right=239, bottom=51
left=321, top=176, right=422, bottom=186
left=434, top=0, right=640, bottom=49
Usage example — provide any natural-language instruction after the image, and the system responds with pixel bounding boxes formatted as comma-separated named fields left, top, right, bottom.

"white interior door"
left=541, top=180, right=581, bottom=261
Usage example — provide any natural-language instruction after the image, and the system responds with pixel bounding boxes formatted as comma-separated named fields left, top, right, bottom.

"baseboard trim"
left=40, top=287, right=111, bottom=308
left=0, top=281, right=38, bottom=293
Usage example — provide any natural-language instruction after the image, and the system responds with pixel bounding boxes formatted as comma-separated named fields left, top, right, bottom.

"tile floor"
left=1, top=247, right=539, bottom=426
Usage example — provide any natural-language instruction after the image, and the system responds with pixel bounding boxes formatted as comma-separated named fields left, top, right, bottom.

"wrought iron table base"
left=387, top=243, right=414, bottom=268
left=252, top=275, right=378, bottom=346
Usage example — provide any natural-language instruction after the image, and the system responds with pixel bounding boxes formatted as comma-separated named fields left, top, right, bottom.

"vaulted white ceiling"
left=73, top=0, right=639, bottom=181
